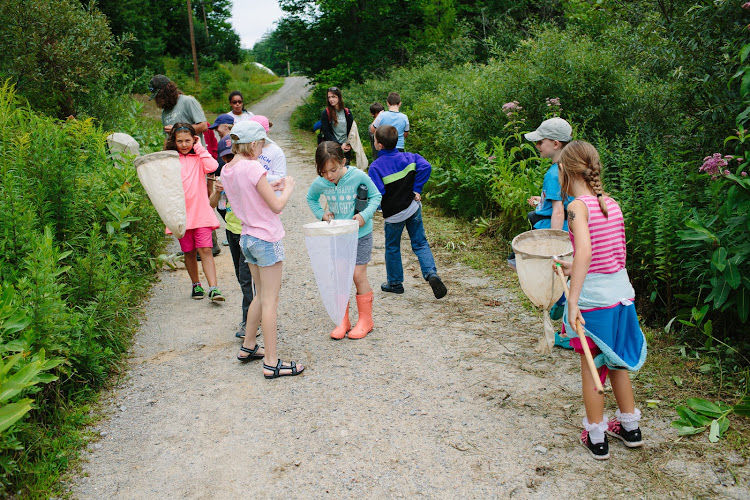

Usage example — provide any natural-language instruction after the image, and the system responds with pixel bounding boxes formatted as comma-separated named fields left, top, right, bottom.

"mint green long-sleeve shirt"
left=306, top=167, right=382, bottom=238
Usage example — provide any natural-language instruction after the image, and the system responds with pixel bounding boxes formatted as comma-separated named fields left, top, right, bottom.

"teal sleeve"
left=306, top=179, right=326, bottom=220
left=358, top=172, right=382, bottom=223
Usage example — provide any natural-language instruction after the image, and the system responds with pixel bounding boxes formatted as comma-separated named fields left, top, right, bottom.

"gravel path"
left=69, top=77, right=748, bottom=499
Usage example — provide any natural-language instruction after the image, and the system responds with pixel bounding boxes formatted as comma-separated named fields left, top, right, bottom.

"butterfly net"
left=303, top=219, right=359, bottom=324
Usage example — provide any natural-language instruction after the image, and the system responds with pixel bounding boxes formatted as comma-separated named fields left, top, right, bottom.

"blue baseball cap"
left=209, top=113, right=235, bottom=129
left=217, top=135, right=233, bottom=158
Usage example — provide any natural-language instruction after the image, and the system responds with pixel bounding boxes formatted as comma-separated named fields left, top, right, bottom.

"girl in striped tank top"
left=553, top=141, right=646, bottom=460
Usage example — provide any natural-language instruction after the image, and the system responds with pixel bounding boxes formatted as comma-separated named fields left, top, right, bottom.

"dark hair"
left=370, top=102, right=384, bottom=115
left=155, top=81, right=181, bottom=110
left=386, top=92, right=401, bottom=106
left=375, top=125, right=398, bottom=150
left=165, top=122, right=196, bottom=152
left=326, top=87, right=344, bottom=124
left=315, top=141, right=346, bottom=176
left=228, top=90, right=245, bottom=110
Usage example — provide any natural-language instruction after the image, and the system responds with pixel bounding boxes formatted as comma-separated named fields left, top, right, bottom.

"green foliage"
left=672, top=395, right=749, bottom=442
left=0, top=82, right=163, bottom=494
left=0, top=0, right=129, bottom=119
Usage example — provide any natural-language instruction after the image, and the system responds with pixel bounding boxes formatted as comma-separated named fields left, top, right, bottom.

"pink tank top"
left=570, top=195, right=626, bottom=274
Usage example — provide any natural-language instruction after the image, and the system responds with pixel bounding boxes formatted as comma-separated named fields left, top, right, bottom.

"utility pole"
left=186, top=0, right=200, bottom=83
left=286, top=45, right=290, bottom=76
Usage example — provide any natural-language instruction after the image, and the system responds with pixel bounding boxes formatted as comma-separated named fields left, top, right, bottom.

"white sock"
left=583, top=417, right=608, bottom=444
left=616, top=408, right=641, bottom=431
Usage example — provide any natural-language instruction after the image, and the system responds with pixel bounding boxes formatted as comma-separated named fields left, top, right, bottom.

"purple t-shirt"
left=220, top=158, right=285, bottom=242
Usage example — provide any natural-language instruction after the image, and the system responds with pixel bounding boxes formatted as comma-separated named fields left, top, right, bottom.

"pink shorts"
left=178, top=227, right=213, bottom=253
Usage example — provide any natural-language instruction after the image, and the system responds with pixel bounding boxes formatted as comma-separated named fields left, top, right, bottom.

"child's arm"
left=193, top=140, right=218, bottom=173
left=368, top=166, right=386, bottom=195
left=209, top=179, right=223, bottom=209
left=413, top=154, right=432, bottom=193
left=550, top=200, right=565, bottom=230
left=306, top=180, right=327, bottom=220
left=257, top=174, right=294, bottom=214
left=566, top=199, right=591, bottom=327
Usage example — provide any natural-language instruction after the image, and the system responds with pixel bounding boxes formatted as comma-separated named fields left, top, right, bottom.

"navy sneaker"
left=381, top=282, right=404, bottom=294
left=191, top=283, right=205, bottom=300
left=607, top=418, right=644, bottom=448
left=580, top=431, right=609, bottom=460
left=427, top=275, right=447, bottom=299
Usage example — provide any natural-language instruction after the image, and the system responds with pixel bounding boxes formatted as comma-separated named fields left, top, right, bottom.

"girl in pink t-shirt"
left=220, top=121, right=304, bottom=379
left=165, top=123, right=224, bottom=302
left=553, top=141, right=646, bottom=461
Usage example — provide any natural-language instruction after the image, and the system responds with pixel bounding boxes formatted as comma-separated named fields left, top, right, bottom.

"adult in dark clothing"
left=319, top=87, right=353, bottom=163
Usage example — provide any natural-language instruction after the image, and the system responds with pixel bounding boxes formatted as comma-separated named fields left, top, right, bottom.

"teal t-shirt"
left=373, top=111, right=410, bottom=149
left=161, top=94, right=207, bottom=128
left=306, top=167, right=382, bottom=238
left=535, top=163, right=574, bottom=230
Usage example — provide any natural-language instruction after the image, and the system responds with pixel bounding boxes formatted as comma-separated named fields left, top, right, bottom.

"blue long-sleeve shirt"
left=368, top=149, right=431, bottom=218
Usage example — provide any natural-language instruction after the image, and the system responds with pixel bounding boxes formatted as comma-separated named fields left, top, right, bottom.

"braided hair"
left=559, top=141, right=609, bottom=218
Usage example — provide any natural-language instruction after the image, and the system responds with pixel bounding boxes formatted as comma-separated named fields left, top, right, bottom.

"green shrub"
left=0, top=81, right=163, bottom=494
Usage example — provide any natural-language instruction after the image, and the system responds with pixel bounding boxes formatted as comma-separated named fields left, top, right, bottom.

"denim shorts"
left=240, top=235, right=285, bottom=267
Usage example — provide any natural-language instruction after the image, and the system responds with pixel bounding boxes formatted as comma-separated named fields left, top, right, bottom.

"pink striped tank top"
left=570, top=195, right=627, bottom=274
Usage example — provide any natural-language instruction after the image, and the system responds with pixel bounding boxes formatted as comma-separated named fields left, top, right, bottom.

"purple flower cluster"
left=546, top=97, right=561, bottom=108
left=743, top=1, right=750, bottom=9
left=502, top=101, right=522, bottom=118
left=700, top=153, right=748, bottom=179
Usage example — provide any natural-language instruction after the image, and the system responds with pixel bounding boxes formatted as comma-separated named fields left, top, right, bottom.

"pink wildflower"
left=700, top=153, right=728, bottom=176
left=743, top=2, right=750, bottom=10
left=488, top=156, right=496, bottom=161
left=545, top=97, right=561, bottom=108
left=502, top=101, right=522, bottom=117
left=724, top=169, right=731, bottom=175
left=742, top=171, right=748, bottom=177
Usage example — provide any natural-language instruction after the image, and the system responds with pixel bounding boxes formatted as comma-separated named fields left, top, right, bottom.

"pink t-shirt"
left=570, top=195, right=627, bottom=274
left=178, top=142, right=219, bottom=230
left=220, top=158, right=285, bottom=242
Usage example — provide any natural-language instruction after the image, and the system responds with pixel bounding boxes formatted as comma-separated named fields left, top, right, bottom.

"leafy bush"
left=0, top=81, right=163, bottom=494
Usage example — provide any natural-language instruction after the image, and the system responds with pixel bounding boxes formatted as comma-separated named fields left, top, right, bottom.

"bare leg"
left=196, top=247, right=217, bottom=287
left=242, top=263, right=263, bottom=352
left=257, top=262, right=282, bottom=365
left=581, top=354, right=605, bottom=424
left=184, top=250, right=199, bottom=284
left=609, top=369, right=635, bottom=414
left=353, top=264, right=371, bottom=295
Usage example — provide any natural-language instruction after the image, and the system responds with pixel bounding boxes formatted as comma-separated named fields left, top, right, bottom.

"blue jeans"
left=384, top=207, right=437, bottom=284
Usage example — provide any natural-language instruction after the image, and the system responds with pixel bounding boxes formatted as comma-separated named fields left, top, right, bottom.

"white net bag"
left=511, top=229, right=573, bottom=354
left=134, top=151, right=187, bottom=238
left=303, top=219, right=359, bottom=324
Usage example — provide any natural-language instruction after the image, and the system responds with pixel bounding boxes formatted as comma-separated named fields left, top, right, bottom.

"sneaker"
left=381, top=282, right=404, bottom=294
left=607, top=418, right=644, bottom=448
left=208, top=288, right=225, bottom=302
left=222, top=239, right=229, bottom=246
left=580, top=431, right=609, bottom=460
left=550, top=302, right=565, bottom=321
left=554, top=331, right=573, bottom=349
left=235, top=325, right=261, bottom=338
left=212, top=247, right=221, bottom=257
left=191, top=284, right=205, bottom=300
left=427, top=274, right=447, bottom=299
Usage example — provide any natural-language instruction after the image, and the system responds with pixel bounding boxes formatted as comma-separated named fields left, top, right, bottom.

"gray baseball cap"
left=524, top=118, right=572, bottom=142
left=230, top=120, right=273, bottom=144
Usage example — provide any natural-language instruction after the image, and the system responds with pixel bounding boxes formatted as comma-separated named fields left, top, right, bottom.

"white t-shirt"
left=228, top=110, right=254, bottom=123
left=257, top=141, right=286, bottom=181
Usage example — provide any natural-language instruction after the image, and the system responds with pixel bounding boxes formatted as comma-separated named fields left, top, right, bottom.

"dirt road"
left=70, top=77, right=748, bottom=498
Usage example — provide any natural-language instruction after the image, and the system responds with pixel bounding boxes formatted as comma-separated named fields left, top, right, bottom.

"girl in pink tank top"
left=553, top=141, right=646, bottom=461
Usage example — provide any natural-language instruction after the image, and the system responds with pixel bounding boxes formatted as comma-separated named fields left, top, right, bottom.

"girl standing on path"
left=165, top=123, right=224, bottom=302
left=306, top=141, right=382, bottom=339
left=553, top=141, right=646, bottom=460
left=220, top=121, right=304, bottom=379
left=318, top=87, right=353, bottom=164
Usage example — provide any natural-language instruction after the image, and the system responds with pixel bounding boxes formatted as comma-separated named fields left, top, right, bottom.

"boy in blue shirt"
left=369, top=126, right=447, bottom=299
left=369, top=92, right=410, bottom=152
left=521, top=117, right=574, bottom=348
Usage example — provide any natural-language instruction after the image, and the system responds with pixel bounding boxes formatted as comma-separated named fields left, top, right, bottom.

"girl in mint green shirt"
left=307, top=141, right=382, bottom=340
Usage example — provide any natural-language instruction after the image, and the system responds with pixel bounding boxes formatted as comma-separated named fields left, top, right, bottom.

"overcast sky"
left=231, top=0, right=285, bottom=49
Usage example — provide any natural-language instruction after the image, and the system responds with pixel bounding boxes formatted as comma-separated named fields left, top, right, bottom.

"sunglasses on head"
left=328, top=87, right=339, bottom=92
